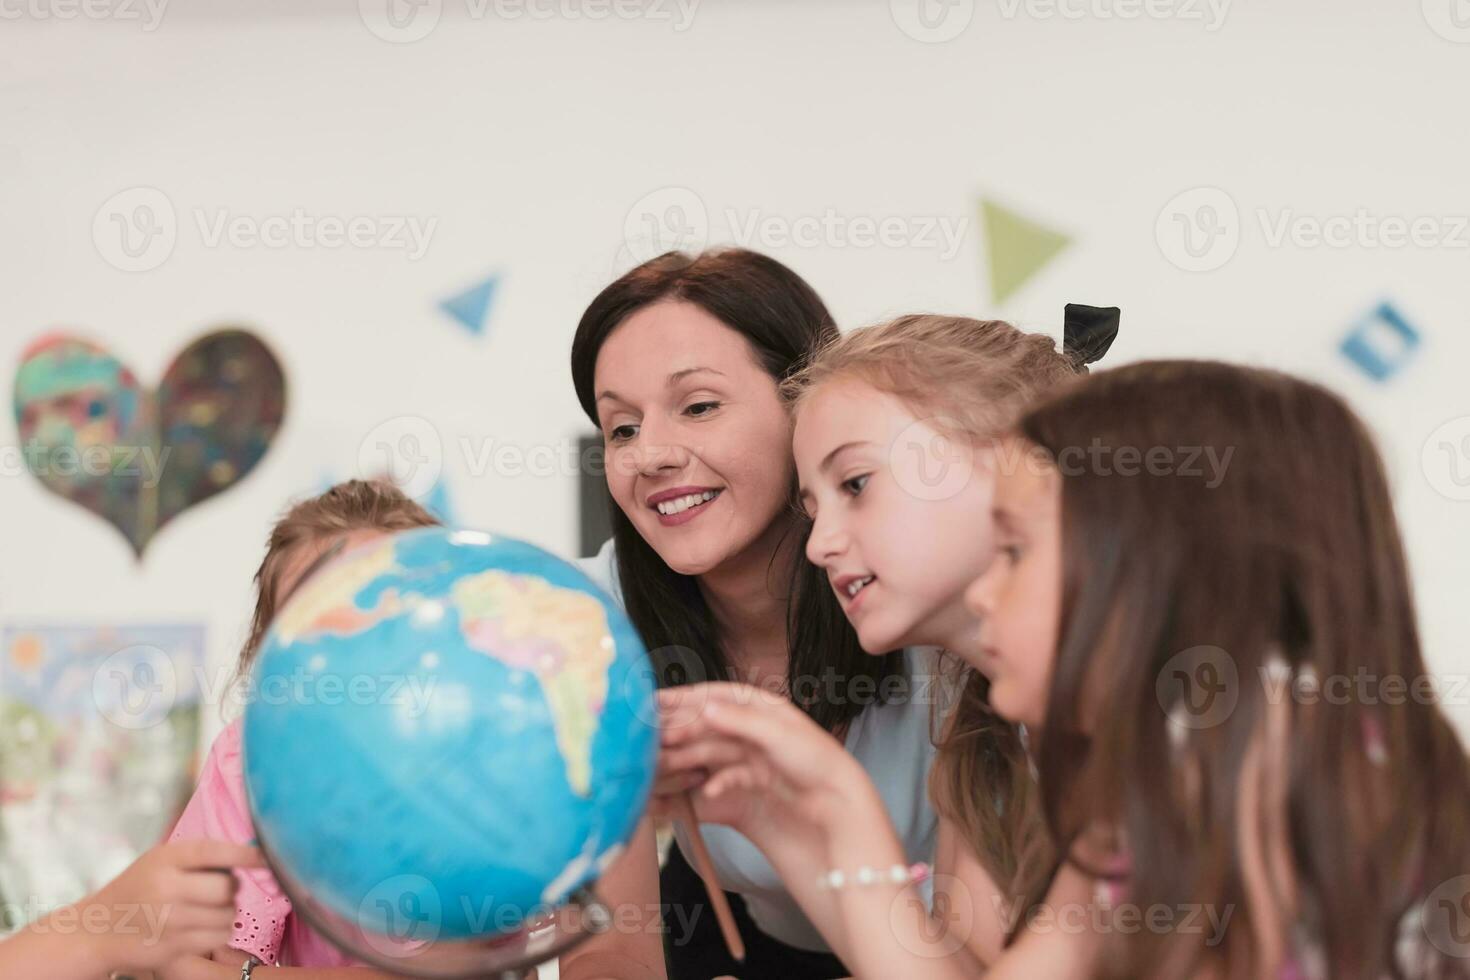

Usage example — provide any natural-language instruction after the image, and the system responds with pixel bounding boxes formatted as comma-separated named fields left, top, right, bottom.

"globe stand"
left=256, top=832, right=615, bottom=979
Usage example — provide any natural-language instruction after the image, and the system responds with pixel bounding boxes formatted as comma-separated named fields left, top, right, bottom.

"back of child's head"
left=1015, top=360, right=1470, bottom=978
left=239, top=479, right=440, bottom=673
left=783, top=313, right=1087, bottom=894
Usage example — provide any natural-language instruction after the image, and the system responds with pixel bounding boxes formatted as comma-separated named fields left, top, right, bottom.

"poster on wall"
left=0, top=624, right=206, bottom=926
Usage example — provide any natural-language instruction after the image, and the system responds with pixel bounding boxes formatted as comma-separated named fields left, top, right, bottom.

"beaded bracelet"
left=815, top=862, right=931, bottom=891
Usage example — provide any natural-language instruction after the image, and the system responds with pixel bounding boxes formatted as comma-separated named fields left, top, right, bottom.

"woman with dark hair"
left=559, top=249, right=939, bottom=980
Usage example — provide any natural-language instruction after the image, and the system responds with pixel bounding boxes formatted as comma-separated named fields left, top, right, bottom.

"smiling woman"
left=569, top=250, right=907, bottom=726
left=560, top=249, right=937, bottom=980
left=592, top=298, right=795, bottom=585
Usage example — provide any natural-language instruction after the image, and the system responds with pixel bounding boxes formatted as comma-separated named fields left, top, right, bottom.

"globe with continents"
left=242, top=526, right=656, bottom=943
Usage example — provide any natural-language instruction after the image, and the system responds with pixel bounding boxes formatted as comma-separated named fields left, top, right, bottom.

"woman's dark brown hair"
left=1010, top=360, right=1470, bottom=979
left=570, top=248, right=905, bottom=732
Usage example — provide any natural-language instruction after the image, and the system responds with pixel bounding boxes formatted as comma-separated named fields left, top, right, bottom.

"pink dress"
left=169, top=719, right=359, bottom=967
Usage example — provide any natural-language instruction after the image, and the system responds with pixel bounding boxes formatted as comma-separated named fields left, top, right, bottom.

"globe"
left=241, top=526, right=657, bottom=969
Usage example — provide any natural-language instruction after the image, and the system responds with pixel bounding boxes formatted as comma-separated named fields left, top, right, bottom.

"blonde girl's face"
left=963, top=438, right=1063, bottom=730
left=793, top=378, right=999, bottom=656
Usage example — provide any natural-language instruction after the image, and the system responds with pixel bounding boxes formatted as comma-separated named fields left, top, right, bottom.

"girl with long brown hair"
left=973, top=360, right=1470, bottom=978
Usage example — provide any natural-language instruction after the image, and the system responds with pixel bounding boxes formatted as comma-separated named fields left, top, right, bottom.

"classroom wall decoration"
left=421, top=473, right=457, bottom=525
left=1339, top=300, right=1423, bottom=383
left=0, top=624, right=206, bottom=925
left=12, top=329, right=287, bottom=557
left=440, top=272, right=501, bottom=336
left=979, top=197, right=1072, bottom=304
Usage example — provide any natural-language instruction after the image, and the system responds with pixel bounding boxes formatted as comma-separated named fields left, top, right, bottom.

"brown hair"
left=782, top=313, right=1085, bottom=894
left=238, top=479, right=440, bottom=675
left=1014, top=361, right=1470, bottom=978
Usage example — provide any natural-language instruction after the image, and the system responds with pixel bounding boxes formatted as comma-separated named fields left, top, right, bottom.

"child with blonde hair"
left=164, top=479, right=439, bottom=977
left=656, top=308, right=1116, bottom=971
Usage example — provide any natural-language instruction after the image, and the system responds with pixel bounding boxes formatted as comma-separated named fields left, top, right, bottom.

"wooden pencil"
left=670, top=793, right=746, bottom=963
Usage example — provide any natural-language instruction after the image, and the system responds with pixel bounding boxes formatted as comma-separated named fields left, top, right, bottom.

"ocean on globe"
left=242, top=526, right=657, bottom=942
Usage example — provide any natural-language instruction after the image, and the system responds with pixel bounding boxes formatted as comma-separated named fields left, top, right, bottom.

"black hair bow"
left=1063, top=304, right=1120, bottom=369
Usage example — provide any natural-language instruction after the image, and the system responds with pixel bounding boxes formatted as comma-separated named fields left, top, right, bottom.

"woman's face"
left=963, top=438, right=1063, bottom=730
left=593, top=300, right=794, bottom=576
left=793, top=378, right=999, bottom=656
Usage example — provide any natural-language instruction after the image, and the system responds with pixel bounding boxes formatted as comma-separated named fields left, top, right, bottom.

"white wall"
left=2, top=0, right=1467, bottom=751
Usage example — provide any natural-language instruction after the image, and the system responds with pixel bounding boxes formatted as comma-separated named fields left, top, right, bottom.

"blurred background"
left=2, top=0, right=1467, bottom=937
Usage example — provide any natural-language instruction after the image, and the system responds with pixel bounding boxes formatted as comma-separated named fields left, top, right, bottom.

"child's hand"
left=656, top=683, right=870, bottom=843
left=84, top=838, right=265, bottom=973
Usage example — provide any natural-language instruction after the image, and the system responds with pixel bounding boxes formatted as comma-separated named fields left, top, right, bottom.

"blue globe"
left=242, top=527, right=657, bottom=944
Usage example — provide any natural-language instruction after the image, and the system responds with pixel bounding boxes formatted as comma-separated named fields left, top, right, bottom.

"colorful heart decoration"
left=13, top=329, right=287, bottom=557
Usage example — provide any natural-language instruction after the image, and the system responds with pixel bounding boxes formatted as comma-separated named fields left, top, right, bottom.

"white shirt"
left=576, top=537, right=941, bottom=952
